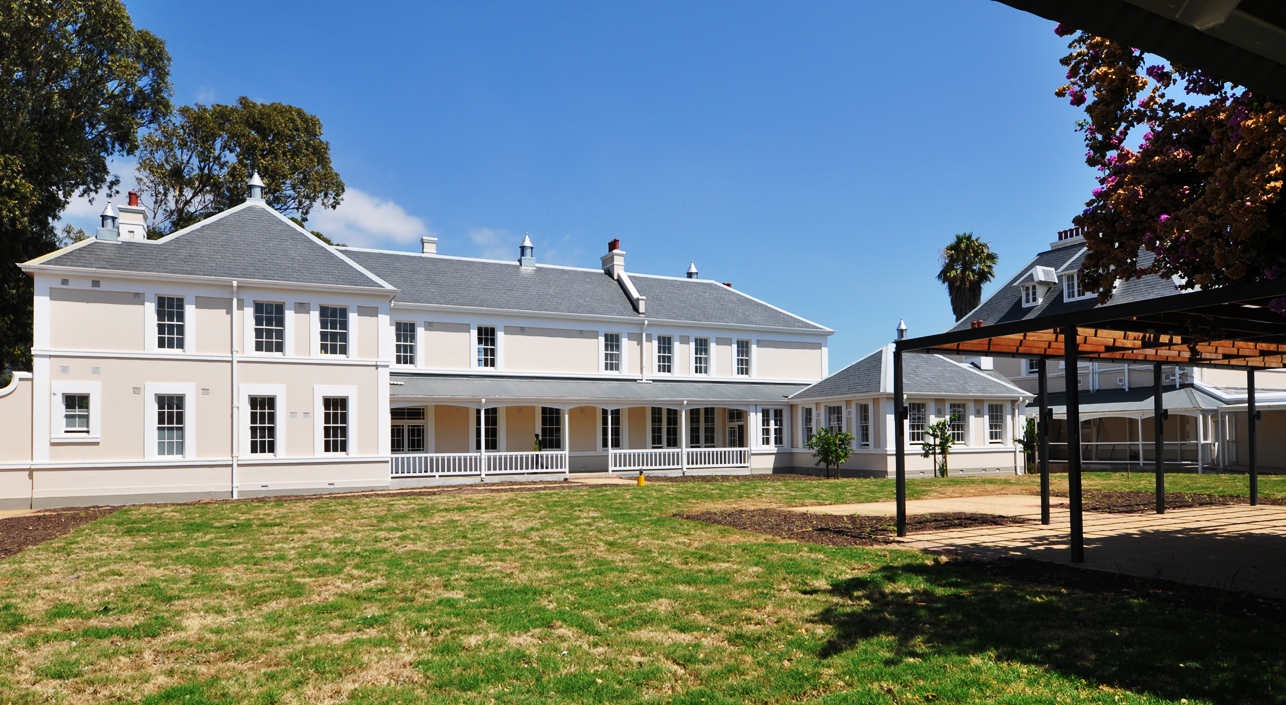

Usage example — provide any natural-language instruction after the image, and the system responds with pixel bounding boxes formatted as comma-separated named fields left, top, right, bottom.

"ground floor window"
left=857, top=403, right=871, bottom=447
left=825, top=405, right=843, bottom=434
left=601, top=408, right=621, bottom=449
left=727, top=409, right=745, bottom=447
left=249, top=396, right=276, bottom=455
left=475, top=407, right=498, bottom=451
left=650, top=407, right=679, bottom=448
left=761, top=408, right=784, bottom=447
left=156, top=395, right=185, bottom=456
left=391, top=407, right=426, bottom=453
left=540, top=407, right=563, bottom=450
left=908, top=402, right=927, bottom=443
left=323, top=397, right=348, bottom=453
left=801, top=407, right=813, bottom=445
left=988, top=403, right=1005, bottom=443
left=949, top=402, right=967, bottom=444
left=63, top=394, right=90, bottom=434
left=688, top=407, right=716, bottom=447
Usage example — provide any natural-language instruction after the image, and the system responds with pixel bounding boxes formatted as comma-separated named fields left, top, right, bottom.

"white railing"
left=390, top=451, right=567, bottom=478
left=686, top=447, right=750, bottom=468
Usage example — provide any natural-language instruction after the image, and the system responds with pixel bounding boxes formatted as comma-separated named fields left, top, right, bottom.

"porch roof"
left=1044, top=385, right=1222, bottom=418
left=390, top=373, right=807, bottom=405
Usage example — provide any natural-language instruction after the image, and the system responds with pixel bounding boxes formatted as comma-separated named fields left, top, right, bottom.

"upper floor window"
left=656, top=335, right=673, bottom=374
left=949, top=402, right=967, bottom=444
left=693, top=337, right=710, bottom=375
left=323, top=397, right=348, bottom=453
left=255, top=302, right=285, bottom=353
left=761, top=408, right=784, bottom=447
left=1025, top=359, right=1041, bottom=376
left=988, top=403, right=1005, bottom=444
left=395, top=322, right=416, bottom=365
left=156, top=395, right=186, bottom=456
left=1063, top=272, right=1088, bottom=301
left=1021, top=284, right=1039, bottom=307
left=907, top=402, right=927, bottom=443
left=736, top=340, right=751, bottom=376
left=63, top=394, right=90, bottom=434
left=603, top=333, right=621, bottom=372
left=249, top=396, right=276, bottom=455
left=477, top=326, right=497, bottom=368
left=156, top=296, right=184, bottom=349
left=540, top=407, right=563, bottom=450
left=319, top=306, right=348, bottom=355
left=857, top=403, right=871, bottom=447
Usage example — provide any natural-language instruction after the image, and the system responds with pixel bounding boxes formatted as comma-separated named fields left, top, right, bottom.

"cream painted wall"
left=238, top=361, right=380, bottom=457
left=757, top=340, right=824, bottom=380
left=504, top=326, right=598, bottom=373
left=569, top=406, right=597, bottom=452
left=626, top=332, right=642, bottom=375
left=715, top=338, right=733, bottom=378
left=627, top=407, right=647, bottom=449
left=677, top=336, right=691, bottom=377
left=0, top=375, right=32, bottom=462
left=195, top=296, right=231, bottom=354
left=424, top=323, right=470, bottom=369
left=434, top=405, right=470, bottom=453
left=506, top=406, right=536, bottom=450
left=357, top=306, right=379, bottom=360
left=50, top=288, right=144, bottom=351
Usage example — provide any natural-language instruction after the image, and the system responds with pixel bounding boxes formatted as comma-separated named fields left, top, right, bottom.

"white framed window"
left=477, top=326, right=497, bottom=369
left=801, top=407, right=814, bottom=445
left=249, top=396, right=276, bottom=455
left=144, top=383, right=194, bottom=459
left=656, top=335, right=673, bottom=374
left=1021, top=284, right=1039, bottom=307
left=601, top=408, right=622, bottom=449
left=736, top=340, right=751, bottom=376
left=156, top=296, right=185, bottom=350
left=603, top=332, right=621, bottom=372
left=313, top=385, right=356, bottom=456
left=693, top=337, right=710, bottom=375
left=323, top=397, right=348, bottom=453
left=391, top=407, right=426, bottom=454
left=727, top=409, right=746, bottom=448
left=254, top=302, right=285, bottom=353
left=395, top=321, right=416, bottom=366
left=761, top=408, right=784, bottom=447
left=540, top=407, right=563, bottom=450
left=949, top=403, right=967, bottom=444
left=907, top=402, right=927, bottom=443
left=688, top=407, right=716, bottom=448
left=156, top=395, right=186, bottom=456
left=475, top=407, right=498, bottom=451
left=988, top=403, right=1005, bottom=444
left=1063, top=271, right=1090, bottom=301
left=319, top=306, right=348, bottom=355
left=650, top=407, right=679, bottom=448
left=825, top=405, right=843, bottom=433
left=857, top=403, right=871, bottom=447
left=51, top=382, right=102, bottom=442
left=1025, top=359, right=1041, bottom=376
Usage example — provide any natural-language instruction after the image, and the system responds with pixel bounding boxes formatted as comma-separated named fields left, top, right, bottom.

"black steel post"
left=1154, top=362, right=1165, bottom=515
left=1064, top=326, right=1084, bottom=563
left=1249, top=368, right=1258, bottom=506
left=1037, top=358, right=1050, bottom=525
left=894, top=345, right=907, bottom=537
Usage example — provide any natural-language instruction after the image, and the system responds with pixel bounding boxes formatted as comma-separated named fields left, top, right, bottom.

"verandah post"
left=894, top=345, right=907, bottom=538
left=1037, top=357, right=1050, bottom=526
left=1063, top=326, right=1084, bottom=564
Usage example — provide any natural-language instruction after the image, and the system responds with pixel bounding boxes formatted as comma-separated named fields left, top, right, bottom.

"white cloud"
left=194, top=86, right=217, bottom=103
left=55, top=158, right=141, bottom=233
left=467, top=227, right=584, bottom=266
left=309, top=188, right=431, bottom=249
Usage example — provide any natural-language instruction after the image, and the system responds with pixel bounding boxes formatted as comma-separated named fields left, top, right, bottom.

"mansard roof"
left=26, top=203, right=393, bottom=291
left=790, top=344, right=1029, bottom=400
left=343, top=248, right=830, bottom=332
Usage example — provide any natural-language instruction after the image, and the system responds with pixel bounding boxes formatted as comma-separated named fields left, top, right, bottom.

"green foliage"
left=136, top=97, right=344, bottom=236
left=806, top=427, right=855, bottom=479
left=936, top=232, right=997, bottom=322
left=1017, top=416, right=1038, bottom=471
left=920, top=417, right=956, bottom=477
left=0, top=0, right=171, bottom=371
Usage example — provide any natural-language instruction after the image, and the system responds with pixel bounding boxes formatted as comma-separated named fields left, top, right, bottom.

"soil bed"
left=1054, top=489, right=1286, bottom=513
left=681, top=508, right=1030, bottom=547
left=0, top=507, right=119, bottom=560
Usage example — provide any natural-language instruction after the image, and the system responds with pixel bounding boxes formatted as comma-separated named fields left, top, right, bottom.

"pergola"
left=893, top=278, right=1286, bottom=562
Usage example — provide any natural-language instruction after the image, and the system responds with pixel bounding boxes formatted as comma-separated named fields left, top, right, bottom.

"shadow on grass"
left=811, top=555, right=1286, bottom=705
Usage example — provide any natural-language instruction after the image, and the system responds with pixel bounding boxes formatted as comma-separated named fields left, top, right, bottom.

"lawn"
left=2, top=472, right=1285, bottom=704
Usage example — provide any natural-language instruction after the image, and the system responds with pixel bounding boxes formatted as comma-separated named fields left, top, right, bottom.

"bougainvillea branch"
left=1054, top=26, right=1286, bottom=305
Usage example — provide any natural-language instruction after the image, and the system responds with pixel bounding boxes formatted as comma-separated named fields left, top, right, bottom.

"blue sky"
left=69, top=1, right=1094, bottom=371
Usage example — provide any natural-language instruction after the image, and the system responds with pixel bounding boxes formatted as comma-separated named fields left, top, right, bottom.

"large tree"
left=937, top=232, right=998, bottom=321
left=1054, top=27, right=1286, bottom=304
left=136, top=97, right=345, bottom=236
left=0, top=0, right=171, bottom=371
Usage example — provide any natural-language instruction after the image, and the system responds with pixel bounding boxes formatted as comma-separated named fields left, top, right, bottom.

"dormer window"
left=1063, top=272, right=1090, bottom=301
left=1021, top=284, right=1039, bottom=307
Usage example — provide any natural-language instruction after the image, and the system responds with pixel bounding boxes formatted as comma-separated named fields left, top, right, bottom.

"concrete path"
left=792, top=495, right=1286, bottom=600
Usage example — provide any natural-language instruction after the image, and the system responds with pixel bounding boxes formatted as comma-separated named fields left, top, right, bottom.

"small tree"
left=921, top=418, right=956, bottom=477
left=1017, top=417, right=1038, bottom=474
left=807, top=428, right=855, bottom=479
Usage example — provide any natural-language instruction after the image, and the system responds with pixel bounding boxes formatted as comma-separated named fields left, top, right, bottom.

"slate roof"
left=344, top=248, right=829, bottom=331
left=949, top=238, right=1185, bottom=333
left=390, top=373, right=805, bottom=403
left=30, top=203, right=390, bottom=290
left=791, top=345, right=1030, bottom=400
left=1044, top=386, right=1221, bottom=416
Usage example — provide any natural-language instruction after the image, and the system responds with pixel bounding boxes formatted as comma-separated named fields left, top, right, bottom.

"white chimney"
left=96, top=203, right=120, bottom=241
left=247, top=171, right=265, bottom=202
left=687, top=261, right=698, bottom=279
left=601, top=238, right=625, bottom=279
left=117, top=190, right=148, bottom=240
left=519, top=233, right=535, bottom=268
left=420, top=236, right=438, bottom=254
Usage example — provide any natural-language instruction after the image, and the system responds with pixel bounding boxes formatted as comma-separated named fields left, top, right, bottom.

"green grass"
left=1, top=472, right=1284, bottom=704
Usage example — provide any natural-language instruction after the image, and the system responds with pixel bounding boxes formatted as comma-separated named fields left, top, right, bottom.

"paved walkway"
left=792, top=495, right=1286, bottom=600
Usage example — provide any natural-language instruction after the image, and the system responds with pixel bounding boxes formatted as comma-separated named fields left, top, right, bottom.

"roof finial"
left=247, top=171, right=265, bottom=202
left=896, top=318, right=907, bottom=341
left=687, top=261, right=698, bottom=279
left=519, top=233, right=535, bottom=268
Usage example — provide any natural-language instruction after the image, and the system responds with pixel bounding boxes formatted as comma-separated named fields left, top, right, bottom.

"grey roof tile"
left=34, top=204, right=389, bottom=290
left=630, top=274, right=826, bottom=330
left=792, top=346, right=1029, bottom=400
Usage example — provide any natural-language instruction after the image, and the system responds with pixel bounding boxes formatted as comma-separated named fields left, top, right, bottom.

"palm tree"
left=937, top=232, right=998, bottom=322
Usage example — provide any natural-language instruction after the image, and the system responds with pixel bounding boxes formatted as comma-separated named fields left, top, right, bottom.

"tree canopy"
left=936, top=232, right=998, bottom=322
left=1054, top=27, right=1286, bottom=307
left=136, top=97, right=345, bottom=236
left=806, top=428, right=854, bottom=479
left=0, top=0, right=171, bottom=371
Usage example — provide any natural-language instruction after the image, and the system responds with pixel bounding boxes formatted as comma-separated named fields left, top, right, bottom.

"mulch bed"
left=0, top=507, right=119, bottom=561
left=1054, top=489, right=1286, bottom=514
left=649, top=473, right=819, bottom=484
left=681, top=508, right=1031, bottom=547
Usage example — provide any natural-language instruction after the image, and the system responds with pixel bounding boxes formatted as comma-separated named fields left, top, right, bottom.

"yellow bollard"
left=637, top=470, right=646, bottom=487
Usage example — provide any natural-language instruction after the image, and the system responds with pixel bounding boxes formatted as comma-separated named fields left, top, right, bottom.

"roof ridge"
left=933, top=354, right=1033, bottom=397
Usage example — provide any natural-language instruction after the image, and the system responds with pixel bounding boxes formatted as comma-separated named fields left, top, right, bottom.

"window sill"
left=51, top=436, right=99, bottom=444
